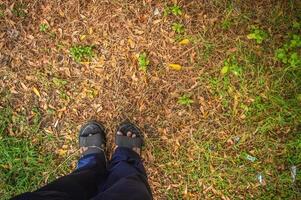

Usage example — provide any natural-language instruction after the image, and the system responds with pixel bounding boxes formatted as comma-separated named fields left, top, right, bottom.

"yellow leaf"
left=58, top=10, right=65, bottom=17
left=32, top=87, right=41, bottom=97
left=179, top=39, right=190, bottom=45
left=168, top=63, right=182, bottom=71
left=221, top=66, right=229, bottom=74
left=58, top=149, right=67, bottom=156
left=128, top=38, right=135, bottom=49
left=88, top=27, right=93, bottom=35
left=80, top=35, right=86, bottom=40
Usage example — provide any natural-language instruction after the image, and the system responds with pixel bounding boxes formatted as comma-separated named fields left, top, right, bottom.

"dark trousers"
left=12, top=147, right=152, bottom=200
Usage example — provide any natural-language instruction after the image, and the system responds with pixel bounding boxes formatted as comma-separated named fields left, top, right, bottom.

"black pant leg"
left=11, top=153, right=107, bottom=200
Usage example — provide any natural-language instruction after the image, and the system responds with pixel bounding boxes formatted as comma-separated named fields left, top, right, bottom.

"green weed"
left=52, top=77, right=68, bottom=88
left=178, top=94, right=193, bottom=106
left=247, top=27, right=268, bottom=44
left=0, top=4, right=5, bottom=18
left=276, top=34, right=301, bottom=68
left=70, top=45, right=95, bottom=63
left=12, top=3, right=27, bottom=18
left=172, top=22, right=184, bottom=34
left=292, top=21, right=301, bottom=30
left=138, top=52, right=149, bottom=72
left=220, top=56, right=243, bottom=76
left=39, top=23, right=49, bottom=33
left=164, top=5, right=182, bottom=16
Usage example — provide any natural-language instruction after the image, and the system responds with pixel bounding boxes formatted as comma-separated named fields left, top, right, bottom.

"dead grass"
left=1, top=0, right=300, bottom=199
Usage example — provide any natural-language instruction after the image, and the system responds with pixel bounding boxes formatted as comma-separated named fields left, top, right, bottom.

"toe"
left=127, top=131, right=132, bottom=137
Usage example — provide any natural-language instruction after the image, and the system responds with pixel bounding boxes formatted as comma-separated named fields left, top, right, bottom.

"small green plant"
left=276, top=34, right=301, bottom=68
left=164, top=5, right=182, bottom=16
left=178, top=94, right=193, bottom=106
left=220, top=56, right=242, bottom=76
left=172, top=22, right=184, bottom=34
left=138, top=52, right=149, bottom=72
left=70, top=45, right=95, bottom=63
left=12, top=3, right=27, bottom=18
left=0, top=4, right=5, bottom=18
left=292, top=21, right=301, bottom=30
left=247, top=27, right=268, bottom=44
left=52, top=77, right=68, bottom=88
left=39, top=23, right=49, bottom=33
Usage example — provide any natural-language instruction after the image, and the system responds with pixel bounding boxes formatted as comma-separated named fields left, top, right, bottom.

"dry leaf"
left=153, top=19, right=161, bottom=24
left=20, top=82, right=28, bottom=90
left=168, top=63, right=182, bottom=71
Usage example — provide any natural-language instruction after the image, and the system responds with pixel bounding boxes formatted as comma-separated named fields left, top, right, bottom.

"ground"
left=0, top=0, right=301, bottom=199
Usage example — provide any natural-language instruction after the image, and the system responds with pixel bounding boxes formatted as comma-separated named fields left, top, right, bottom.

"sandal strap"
left=79, top=133, right=103, bottom=147
left=115, top=135, right=143, bottom=149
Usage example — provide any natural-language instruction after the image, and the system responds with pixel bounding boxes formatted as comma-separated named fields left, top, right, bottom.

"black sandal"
left=79, top=121, right=106, bottom=157
left=115, top=121, right=144, bottom=152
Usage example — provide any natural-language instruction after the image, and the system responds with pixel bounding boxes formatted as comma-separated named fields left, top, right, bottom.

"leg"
left=94, top=122, right=152, bottom=199
left=12, top=122, right=107, bottom=200
left=12, top=153, right=107, bottom=200
left=103, top=147, right=148, bottom=189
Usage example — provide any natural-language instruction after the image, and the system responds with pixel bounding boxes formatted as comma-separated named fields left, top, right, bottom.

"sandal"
left=79, top=121, right=106, bottom=157
left=115, top=121, right=144, bottom=152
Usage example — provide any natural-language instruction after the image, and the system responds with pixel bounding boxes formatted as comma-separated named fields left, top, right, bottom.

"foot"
left=115, top=121, right=143, bottom=155
left=79, top=121, right=106, bottom=157
left=116, top=131, right=141, bottom=155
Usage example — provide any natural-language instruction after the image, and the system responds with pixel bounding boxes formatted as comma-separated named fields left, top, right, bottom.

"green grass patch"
left=70, top=45, right=95, bottom=63
left=0, top=106, right=57, bottom=199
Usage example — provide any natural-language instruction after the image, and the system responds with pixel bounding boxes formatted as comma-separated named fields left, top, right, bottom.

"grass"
left=0, top=0, right=300, bottom=199
left=0, top=106, right=53, bottom=199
